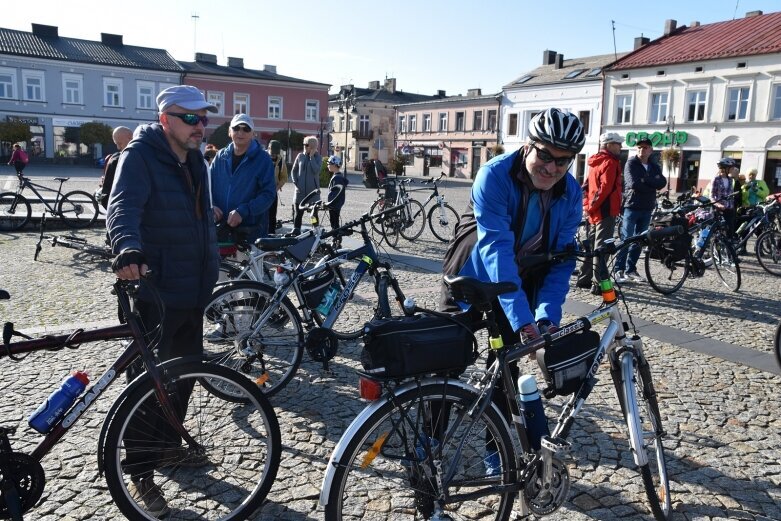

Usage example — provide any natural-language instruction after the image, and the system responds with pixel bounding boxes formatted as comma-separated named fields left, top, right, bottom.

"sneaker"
left=157, top=446, right=210, bottom=469
left=129, top=477, right=170, bottom=517
left=483, top=452, right=501, bottom=477
left=625, top=270, right=645, bottom=282
left=590, top=284, right=602, bottom=296
left=613, top=270, right=628, bottom=283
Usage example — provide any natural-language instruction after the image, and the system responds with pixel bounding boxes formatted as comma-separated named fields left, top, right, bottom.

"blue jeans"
left=614, top=208, right=653, bottom=273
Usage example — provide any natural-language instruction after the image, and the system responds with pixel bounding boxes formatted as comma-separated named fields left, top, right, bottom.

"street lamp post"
left=664, top=115, right=676, bottom=192
left=337, top=87, right=357, bottom=171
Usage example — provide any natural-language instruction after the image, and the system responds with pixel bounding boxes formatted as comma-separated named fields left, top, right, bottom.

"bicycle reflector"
left=359, top=376, right=382, bottom=400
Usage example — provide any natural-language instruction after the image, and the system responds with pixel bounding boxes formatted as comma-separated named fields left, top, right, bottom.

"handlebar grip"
left=648, top=225, right=684, bottom=242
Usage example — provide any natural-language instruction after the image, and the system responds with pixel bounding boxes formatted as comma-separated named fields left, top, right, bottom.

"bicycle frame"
left=10, top=175, right=65, bottom=215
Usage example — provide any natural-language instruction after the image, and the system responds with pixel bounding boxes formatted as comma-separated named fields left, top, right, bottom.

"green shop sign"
left=625, top=131, right=688, bottom=147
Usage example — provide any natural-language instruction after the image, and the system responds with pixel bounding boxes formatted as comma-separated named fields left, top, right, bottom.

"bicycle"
left=319, top=226, right=681, bottom=521
left=202, top=198, right=408, bottom=397
left=756, top=227, right=781, bottom=276
left=33, top=215, right=112, bottom=262
left=732, top=198, right=780, bottom=256
left=0, top=171, right=99, bottom=231
left=0, top=279, right=281, bottom=520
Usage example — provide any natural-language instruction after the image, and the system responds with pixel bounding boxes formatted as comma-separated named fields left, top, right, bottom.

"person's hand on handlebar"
left=112, top=249, right=148, bottom=280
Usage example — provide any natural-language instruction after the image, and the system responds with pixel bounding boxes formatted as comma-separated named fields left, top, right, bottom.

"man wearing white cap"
left=106, top=85, right=220, bottom=515
left=209, top=113, right=275, bottom=240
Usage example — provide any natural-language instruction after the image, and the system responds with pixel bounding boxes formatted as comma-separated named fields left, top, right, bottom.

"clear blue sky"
left=3, top=0, right=780, bottom=96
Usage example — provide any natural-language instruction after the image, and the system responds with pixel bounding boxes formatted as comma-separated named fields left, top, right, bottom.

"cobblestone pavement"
left=1, top=171, right=780, bottom=520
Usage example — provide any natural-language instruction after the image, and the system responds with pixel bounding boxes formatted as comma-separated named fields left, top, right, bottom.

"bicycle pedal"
left=540, top=435, right=570, bottom=453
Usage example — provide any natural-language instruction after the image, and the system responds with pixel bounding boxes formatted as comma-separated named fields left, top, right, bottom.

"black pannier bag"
left=648, top=213, right=690, bottom=262
left=360, top=313, right=478, bottom=378
left=299, top=269, right=337, bottom=309
left=536, top=329, right=601, bottom=397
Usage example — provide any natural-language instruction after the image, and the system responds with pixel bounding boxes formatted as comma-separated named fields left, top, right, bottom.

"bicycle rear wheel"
left=399, top=199, right=425, bottom=240
left=755, top=229, right=781, bottom=276
left=644, top=247, right=689, bottom=295
left=203, top=281, right=304, bottom=397
left=427, top=202, right=459, bottom=242
left=369, top=197, right=389, bottom=233
left=0, top=192, right=31, bottom=231
left=620, top=352, right=672, bottom=521
left=710, top=236, right=741, bottom=291
left=774, top=320, right=781, bottom=370
left=381, top=210, right=402, bottom=248
left=103, top=360, right=281, bottom=521
left=58, top=190, right=99, bottom=228
left=324, top=381, right=517, bottom=521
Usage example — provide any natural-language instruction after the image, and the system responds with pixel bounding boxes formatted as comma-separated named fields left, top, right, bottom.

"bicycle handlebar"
left=321, top=203, right=406, bottom=240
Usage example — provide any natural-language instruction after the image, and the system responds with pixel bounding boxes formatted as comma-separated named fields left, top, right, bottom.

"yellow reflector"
left=360, top=432, right=389, bottom=469
left=255, top=373, right=269, bottom=386
left=489, top=336, right=504, bottom=350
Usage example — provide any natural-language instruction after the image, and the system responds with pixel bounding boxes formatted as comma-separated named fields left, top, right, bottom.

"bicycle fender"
left=318, top=377, right=482, bottom=507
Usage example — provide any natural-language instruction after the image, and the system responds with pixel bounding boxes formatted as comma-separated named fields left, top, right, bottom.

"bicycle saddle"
left=0, top=290, right=9, bottom=300
left=443, top=275, right=517, bottom=307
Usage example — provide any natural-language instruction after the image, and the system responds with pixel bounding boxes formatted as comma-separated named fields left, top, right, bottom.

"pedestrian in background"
left=97, top=126, right=133, bottom=209
left=289, top=135, right=322, bottom=235
left=711, top=158, right=738, bottom=237
left=325, top=154, right=349, bottom=232
left=7, top=143, right=28, bottom=175
left=742, top=168, right=769, bottom=207
left=268, top=140, right=288, bottom=233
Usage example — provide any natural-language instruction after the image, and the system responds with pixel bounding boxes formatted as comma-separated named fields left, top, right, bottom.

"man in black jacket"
left=613, top=137, right=666, bottom=282
left=97, top=126, right=133, bottom=209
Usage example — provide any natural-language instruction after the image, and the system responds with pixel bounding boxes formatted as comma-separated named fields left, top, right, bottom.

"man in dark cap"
left=268, top=140, right=288, bottom=232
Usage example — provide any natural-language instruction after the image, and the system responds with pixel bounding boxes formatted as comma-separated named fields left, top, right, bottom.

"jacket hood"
left=587, top=149, right=618, bottom=168
left=214, top=139, right=262, bottom=163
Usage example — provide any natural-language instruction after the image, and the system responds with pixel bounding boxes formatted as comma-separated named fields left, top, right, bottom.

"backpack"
left=18, top=149, right=29, bottom=164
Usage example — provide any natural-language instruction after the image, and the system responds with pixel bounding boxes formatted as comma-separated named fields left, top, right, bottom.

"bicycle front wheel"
left=381, top=210, right=401, bottom=248
left=620, top=352, right=672, bottom=521
left=774, top=320, right=781, bottom=370
left=368, top=197, right=389, bottom=233
left=710, top=236, right=741, bottom=291
left=58, top=190, right=99, bottom=227
left=203, top=281, right=304, bottom=397
left=103, top=360, right=281, bottom=521
left=755, top=229, right=781, bottom=276
left=427, top=202, right=459, bottom=242
left=0, top=192, right=31, bottom=231
left=399, top=199, right=425, bottom=240
left=644, top=247, right=689, bottom=295
left=324, top=381, right=517, bottom=521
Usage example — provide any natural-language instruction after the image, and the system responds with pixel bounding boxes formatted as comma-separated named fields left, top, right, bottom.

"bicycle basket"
left=360, top=312, right=477, bottom=378
left=300, top=269, right=337, bottom=309
left=536, top=329, right=601, bottom=397
left=648, top=214, right=690, bottom=262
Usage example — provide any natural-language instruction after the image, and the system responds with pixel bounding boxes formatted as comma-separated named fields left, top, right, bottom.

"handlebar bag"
left=536, top=329, right=601, bottom=397
left=360, top=313, right=477, bottom=378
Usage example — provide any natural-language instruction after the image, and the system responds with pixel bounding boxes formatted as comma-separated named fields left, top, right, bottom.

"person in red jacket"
left=576, top=132, right=623, bottom=293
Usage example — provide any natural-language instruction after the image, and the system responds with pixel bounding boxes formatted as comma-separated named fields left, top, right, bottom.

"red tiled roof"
left=608, top=11, right=781, bottom=70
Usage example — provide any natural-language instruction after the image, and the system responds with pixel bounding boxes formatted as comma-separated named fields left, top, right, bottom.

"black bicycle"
left=0, top=171, right=98, bottom=231
left=33, top=215, right=112, bottom=261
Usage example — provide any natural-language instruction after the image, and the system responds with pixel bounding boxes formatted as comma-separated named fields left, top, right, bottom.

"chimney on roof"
left=195, top=53, right=218, bottom=64
left=368, top=81, right=380, bottom=90
left=745, top=10, right=762, bottom=17
left=227, top=57, right=244, bottom=68
left=384, top=78, right=396, bottom=93
left=101, top=33, right=123, bottom=46
left=634, top=36, right=650, bottom=49
left=437, top=90, right=446, bottom=98
left=554, top=54, right=564, bottom=69
left=31, top=23, right=58, bottom=38
left=690, top=21, right=700, bottom=27
left=664, top=19, right=677, bottom=35
left=542, top=49, right=557, bottom=65
left=263, top=64, right=277, bottom=73
left=467, top=88, right=482, bottom=97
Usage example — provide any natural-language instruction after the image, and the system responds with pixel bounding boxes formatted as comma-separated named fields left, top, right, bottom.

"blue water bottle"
left=28, top=371, right=90, bottom=434
left=517, top=374, right=550, bottom=451
left=696, top=226, right=710, bottom=250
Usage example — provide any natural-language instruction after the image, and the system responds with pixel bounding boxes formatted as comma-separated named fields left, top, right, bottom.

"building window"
left=103, top=78, right=123, bottom=107
left=487, top=110, right=497, bottom=132
left=398, top=115, right=406, bottom=133
left=727, top=86, right=750, bottom=121
left=137, top=81, right=155, bottom=110
left=473, top=110, right=483, bottom=131
left=772, top=85, right=781, bottom=120
left=578, top=110, right=591, bottom=135
left=423, top=113, right=431, bottom=132
left=62, top=73, right=82, bottom=104
left=158, top=82, right=176, bottom=95
left=455, top=112, right=465, bottom=131
left=359, top=115, right=370, bottom=135
left=687, top=90, right=706, bottom=122
left=0, top=67, right=16, bottom=100
left=616, top=94, right=632, bottom=124
left=338, top=115, right=344, bottom=132
left=268, top=96, right=282, bottom=119
left=439, top=112, right=448, bottom=131
left=508, top=114, right=518, bottom=136
left=650, top=92, right=668, bottom=123
left=21, top=70, right=44, bottom=101
left=207, top=91, right=224, bottom=116
left=234, top=93, right=249, bottom=115
left=305, top=99, right=319, bottom=121
left=409, top=115, right=417, bottom=132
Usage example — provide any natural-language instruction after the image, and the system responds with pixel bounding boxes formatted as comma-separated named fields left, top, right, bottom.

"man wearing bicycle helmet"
left=712, top=157, right=738, bottom=236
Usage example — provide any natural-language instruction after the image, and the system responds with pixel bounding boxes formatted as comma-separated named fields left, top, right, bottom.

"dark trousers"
left=578, top=216, right=616, bottom=284
left=328, top=209, right=341, bottom=230
left=268, top=194, right=278, bottom=233
left=293, top=204, right=305, bottom=233
left=123, top=301, right=204, bottom=481
left=13, top=160, right=25, bottom=175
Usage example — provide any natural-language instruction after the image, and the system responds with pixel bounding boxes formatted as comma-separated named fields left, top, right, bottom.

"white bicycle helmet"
left=528, top=108, right=586, bottom=153
left=327, top=155, right=342, bottom=167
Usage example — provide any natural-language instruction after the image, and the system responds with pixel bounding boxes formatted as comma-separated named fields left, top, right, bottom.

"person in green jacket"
left=741, top=169, right=770, bottom=207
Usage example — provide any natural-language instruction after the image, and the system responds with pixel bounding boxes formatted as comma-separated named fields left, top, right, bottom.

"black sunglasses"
left=530, top=142, right=574, bottom=167
left=166, top=112, right=209, bottom=126
left=303, top=143, right=310, bottom=148
left=231, top=125, right=252, bottom=133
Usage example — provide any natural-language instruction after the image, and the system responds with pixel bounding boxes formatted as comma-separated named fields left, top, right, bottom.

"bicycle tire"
left=774, top=319, right=781, bottom=371
left=368, top=198, right=388, bottom=234
left=755, top=229, right=781, bottom=276
left=399, top=199, right=425, bottom=240
left=620, top=352, right=672, bottom=521
left=381, top=210, right=401, bottom=248
left=324, top=381, right=517, bottom=521
left=427, top=202, right=459, bottom=243
left=58, top=190, right=99, bottom=228
left=202, top=281, right=304, bottom=397
left=644, top=247, right=690, bottom=295
left=102, top=360, right=281, bottom=521
left=710, top=235, right=741, bottom=291
left=0, top=192, right=31, bottom=231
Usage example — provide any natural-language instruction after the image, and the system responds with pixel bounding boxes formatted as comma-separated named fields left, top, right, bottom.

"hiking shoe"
left=613, top=271, right=628, bottom=283
left=129, top=477, right=170, bottom=517
left=590, top=284, right=602, bottom=296
left=157, top=446, right=210, bottom=469
left=625, top=270, right=645, bottom=282
left=484, top=452, right=501, bottom=477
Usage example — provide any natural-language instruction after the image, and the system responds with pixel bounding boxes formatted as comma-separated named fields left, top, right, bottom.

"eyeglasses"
left=165, top=113, right=209, bottom=126
left=530, top=142, right=574, bottom=167
left=231, top=125, right=252, bottom=133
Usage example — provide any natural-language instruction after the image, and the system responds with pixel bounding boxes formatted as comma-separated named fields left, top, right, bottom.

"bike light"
left=359, top=376, right=382, bottom=400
